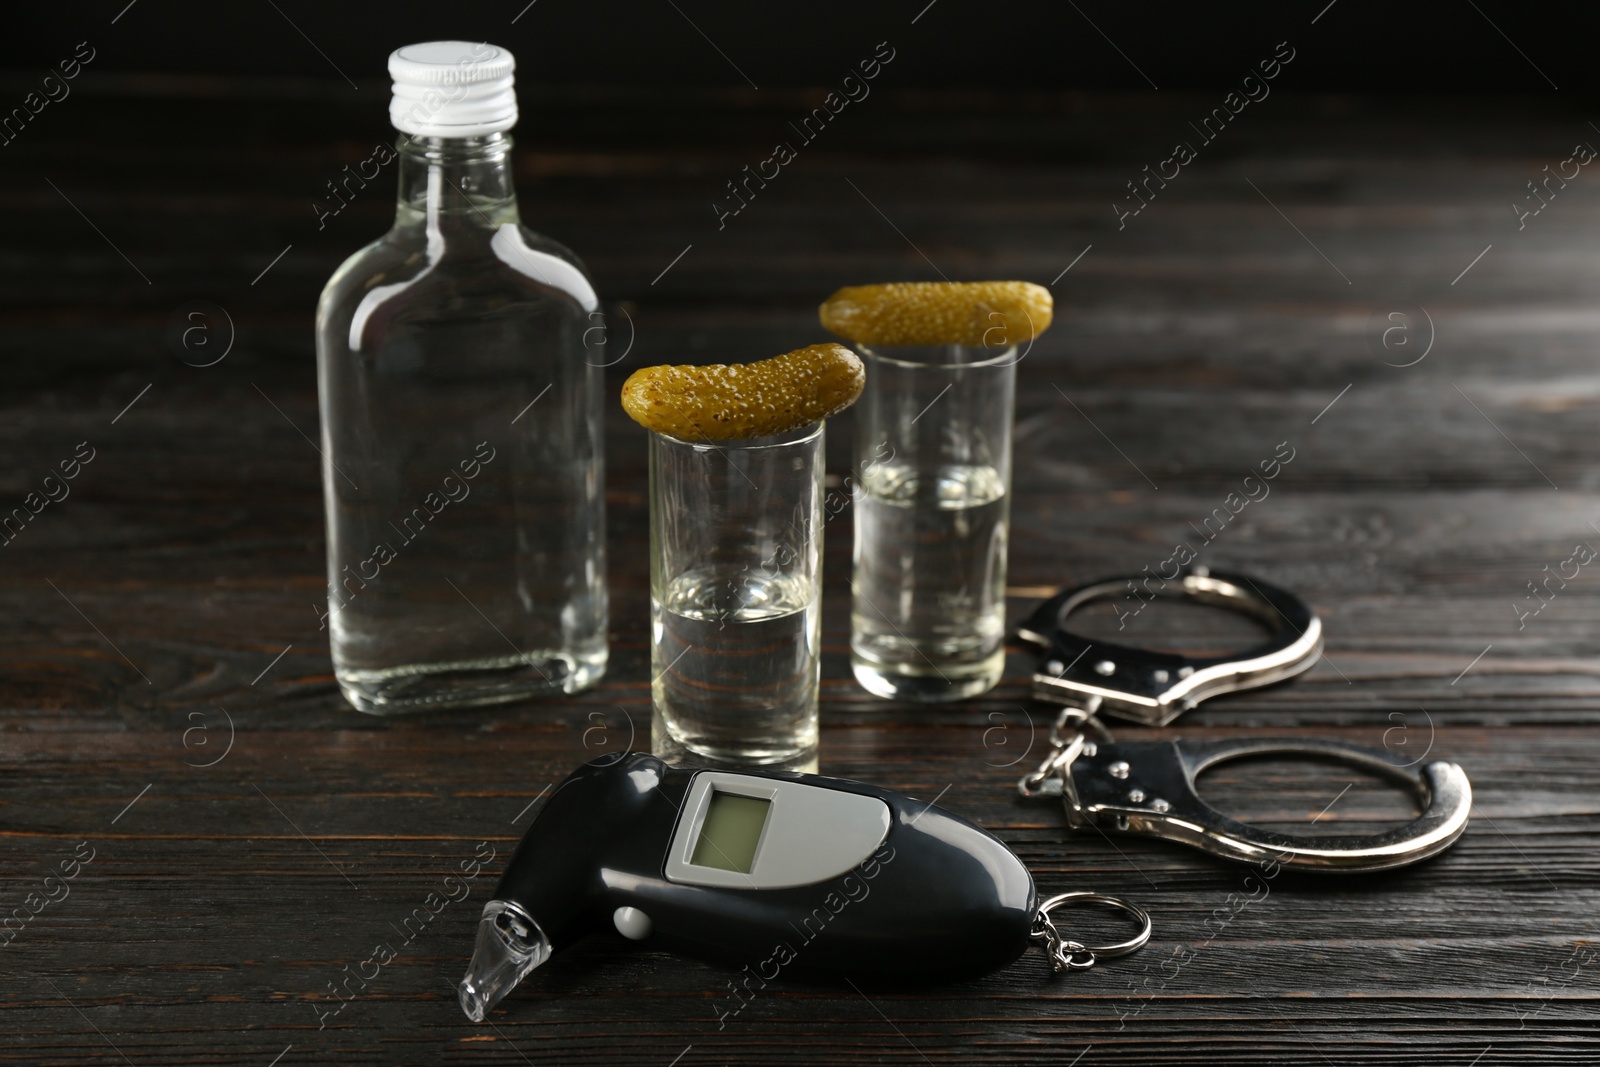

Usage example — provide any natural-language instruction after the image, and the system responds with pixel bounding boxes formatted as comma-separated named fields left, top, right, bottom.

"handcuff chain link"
left=1018, top=702, right=1106, bottom=798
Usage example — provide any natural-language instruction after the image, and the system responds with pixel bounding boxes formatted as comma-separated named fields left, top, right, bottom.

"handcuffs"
left=1015, top=566, right=1472, bottom=874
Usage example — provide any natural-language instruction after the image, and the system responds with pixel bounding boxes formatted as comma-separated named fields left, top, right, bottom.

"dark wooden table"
left=4, top=69, right=1599, bottom=1065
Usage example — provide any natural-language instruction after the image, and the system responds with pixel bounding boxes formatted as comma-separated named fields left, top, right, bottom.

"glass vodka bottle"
left=314, top=42, right=606, bottom=713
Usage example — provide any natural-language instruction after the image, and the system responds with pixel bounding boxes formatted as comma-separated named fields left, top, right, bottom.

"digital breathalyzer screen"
left=690, top=792, right=771, bottom=873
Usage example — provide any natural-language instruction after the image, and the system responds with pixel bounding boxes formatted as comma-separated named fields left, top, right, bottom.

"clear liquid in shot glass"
left=653, top=566, right=821, bottom=765
left=850, top=458, right=1008, bottom=700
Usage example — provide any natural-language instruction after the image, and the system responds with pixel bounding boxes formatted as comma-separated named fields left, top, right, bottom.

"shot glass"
left=649, top=423, right=824, bottom=766
left=849, top=343, right=1016, bottom=702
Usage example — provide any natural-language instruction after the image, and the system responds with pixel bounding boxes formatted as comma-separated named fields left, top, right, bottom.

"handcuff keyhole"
left=1194, top=755, right=1422, bottom=838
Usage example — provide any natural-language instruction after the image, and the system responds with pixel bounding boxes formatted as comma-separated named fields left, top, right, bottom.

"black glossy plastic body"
left=493, top=752, right=1037, bottom=981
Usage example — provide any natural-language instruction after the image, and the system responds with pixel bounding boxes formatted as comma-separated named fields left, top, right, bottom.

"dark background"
left=2, top=1, right=1591, bottom=92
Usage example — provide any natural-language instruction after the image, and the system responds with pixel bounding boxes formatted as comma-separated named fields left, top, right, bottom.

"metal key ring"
left=1032, top=891, right=1152, bottom=970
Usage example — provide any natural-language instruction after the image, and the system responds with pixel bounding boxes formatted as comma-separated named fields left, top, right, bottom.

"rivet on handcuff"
left=1015, top=567, right=1473, bottom=874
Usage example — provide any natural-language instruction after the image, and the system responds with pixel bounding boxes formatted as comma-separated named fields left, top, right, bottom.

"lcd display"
left=690, top=792, right=771, bottom=873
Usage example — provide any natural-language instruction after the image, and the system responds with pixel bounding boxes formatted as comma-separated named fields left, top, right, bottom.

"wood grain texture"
left=2, top=76, right=1599, bottom=1065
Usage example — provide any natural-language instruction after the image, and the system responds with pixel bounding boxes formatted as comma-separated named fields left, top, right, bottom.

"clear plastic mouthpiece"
left=458, top=900, right=552, bottom=1022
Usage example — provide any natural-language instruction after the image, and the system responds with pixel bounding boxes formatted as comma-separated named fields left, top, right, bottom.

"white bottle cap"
left=388, top=41, right=517, bottom=138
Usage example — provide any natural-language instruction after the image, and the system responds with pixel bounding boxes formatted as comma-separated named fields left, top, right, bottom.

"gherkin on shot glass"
left=622, top=344, right=865, bottom=767
left=821, top=281, right=1054, bottom=703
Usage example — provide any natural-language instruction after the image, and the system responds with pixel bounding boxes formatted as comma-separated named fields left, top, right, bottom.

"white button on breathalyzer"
left=612, top=906, right=653, bottom=940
